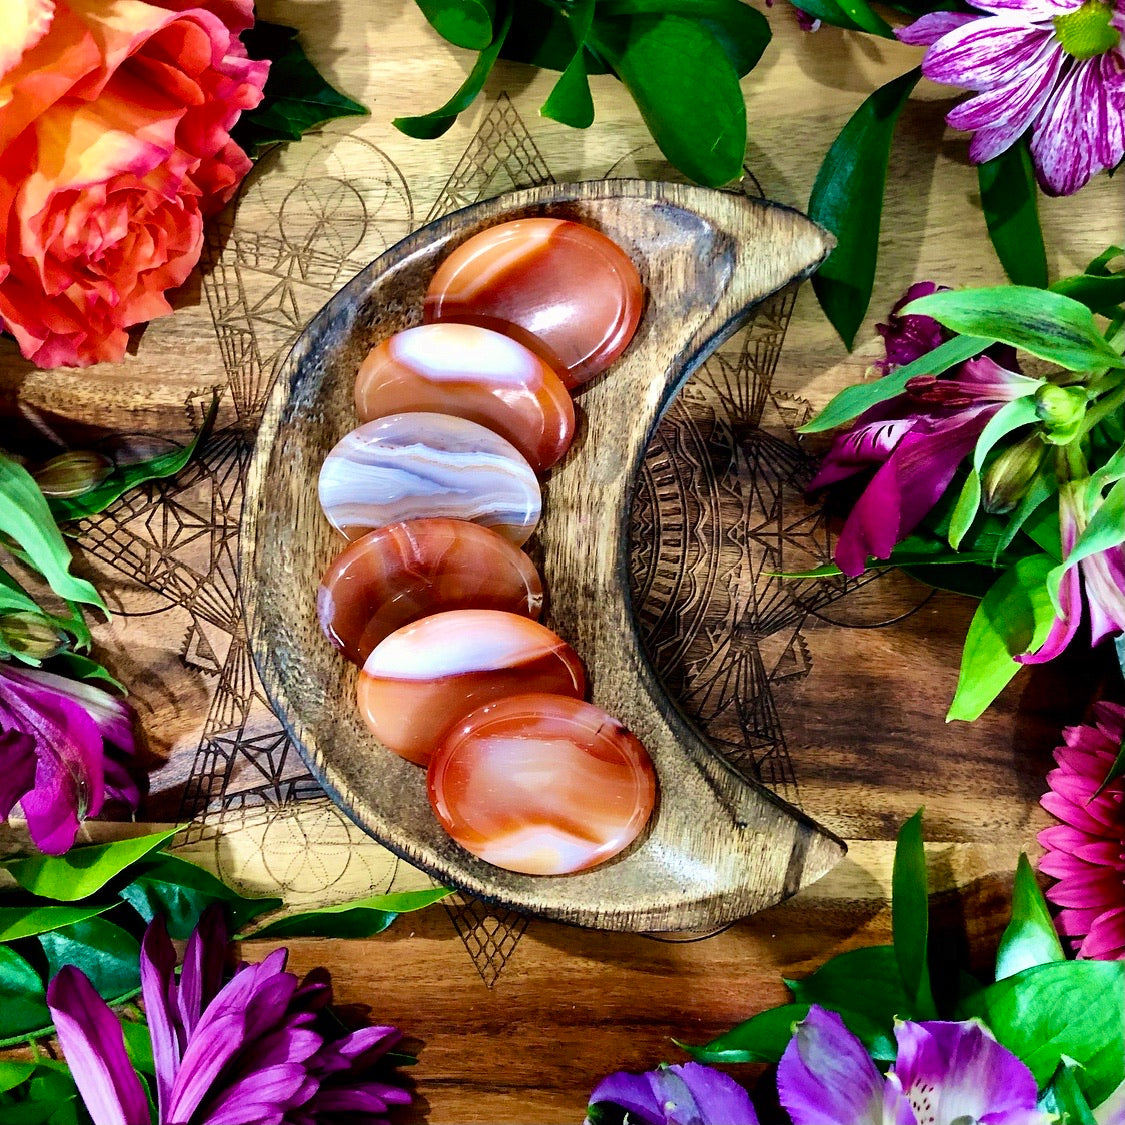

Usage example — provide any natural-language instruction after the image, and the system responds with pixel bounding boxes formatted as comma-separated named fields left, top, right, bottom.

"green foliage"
left=995, top=855, right=1065, bottom=981
left=0, top=946, right=52, bottom=1045
left=245, top=887, right=452, bottom=939
left=1051, top=246, right=1125, bottom=317
left=892, top=810, right=936, bottom=1018
left=808, top=69, right=920, bottom=348
left=233, top=23, right=368, bottom=157
left=978, top=141, right=1048, bottom=290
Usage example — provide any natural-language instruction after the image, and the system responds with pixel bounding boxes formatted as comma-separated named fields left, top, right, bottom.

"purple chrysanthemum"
left=0, top=663, right=139, bottom=853
left=898, top=0, right=1125, bottom=195
left=45, top=908, right=412, bottom=1125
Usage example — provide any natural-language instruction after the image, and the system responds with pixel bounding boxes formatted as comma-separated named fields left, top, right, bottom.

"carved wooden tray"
left=241, top=179, right=845, bottom=931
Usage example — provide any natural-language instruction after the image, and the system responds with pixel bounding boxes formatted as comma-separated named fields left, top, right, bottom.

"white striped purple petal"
left=924, top=20, right=1055, bottom=89
left=1031, top=64, right=1102, bottom=193
left=969, top=0, right=1080, bottom=17
left=896, top=11, right=976, bottom=44
left=947, top=39, right=1062, bottom=132
left=46, top=967, right=150, bottom=1125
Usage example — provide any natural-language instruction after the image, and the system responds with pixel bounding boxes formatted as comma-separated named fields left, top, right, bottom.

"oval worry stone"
left=318, top=518, right=544, bottom=666
left=318, top=413, right=541, bottom=544
left=423, top=218, right=643, bottom=389
left=428, top=693, right=657, bottom=875
left=355, top=324, right=575, bottom=472
left=358, top=610, right=585, bottom=766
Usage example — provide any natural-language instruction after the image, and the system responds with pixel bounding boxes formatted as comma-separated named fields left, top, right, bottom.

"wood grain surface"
left=2, top=1, right=1123, bottom=1121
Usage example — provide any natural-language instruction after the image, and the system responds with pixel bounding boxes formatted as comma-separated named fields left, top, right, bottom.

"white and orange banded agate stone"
left=318, top=413, right=541, bottom=544
left=354, top=324, right=575, bottom=472
left=423, top=218, right=643, bottom=389
left=358, top=610, right=585, bottom=766
left=428, top=693, right=657, bottom=875
left=317, top=518, right=543, bottom=666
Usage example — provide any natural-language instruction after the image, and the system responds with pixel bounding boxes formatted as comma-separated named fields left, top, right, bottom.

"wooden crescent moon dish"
left=242, top=179, right=846, bottom=931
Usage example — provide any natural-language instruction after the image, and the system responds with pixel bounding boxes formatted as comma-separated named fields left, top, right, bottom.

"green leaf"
left=800, top=336, right=991, bottom=435
left=5, top=828, right=180, bottom=902
left=995, top=854, right=1065, bottom=981
left=978, top=140, right=1048, bottom=289
left=40, top=919, right=141, bottom=1004
left=948, top=395, right=1041, bottom=549
left=0, top=946, right=50, bottom=1044
left=788, top=0, right=867, bottom=31
left=414, top=0, right=495, bottom=49
left=1067, top=477, right=1125, bottom=568
left=958, top=960, right=1124, bottom=1105
left=892, top=810, right=937, bottom=1018
left=0, top=456, right=104, bottom=611
left=503, top=6, right=610, bottom=72
left=244, top=886, right=451, bottom=939
left=394, top=1, right=513, bottom=139
left=828, top=0, right=894, bottom=36
left=809, top=68, right=921, bottom=348
left=680, top=1001, right=896, bottom=1064
left=0, top=1061, right=37, bottom=1095
left=48, top=397, right=217, bottom=523
left=0, top=904, right=111, bottom=943
left=119, top=854, right=279, bottom=939
left=597, top=0, right=771, bottom=76
left=1040, top=1059, right=1098, bottom=1125
left=540, top=0, right=595, bottom=130
left=902, top=287, right=1125, bottom=372
left=121, top=1019, right=155, bottom=1076
left=590, top=14, right=745, bottom=188
left=787, top=945, right=916, bottom=1028
left=232, top=24, right=368, bottom=158
left=993, top=468, right=1056, bottom=561
left=0, top=569, right=43, bottom=618
left=45, top=651, right=125, bottom=692
left=1051, top=273, right=1125, bottom=317
left=947, top=552, right=1057, bottom=722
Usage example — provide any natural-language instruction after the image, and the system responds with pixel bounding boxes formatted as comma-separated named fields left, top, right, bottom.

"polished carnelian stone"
left=358, top=611, right=585, bottom=766
left=423, top=218, right=643, bottom=389
left=318, top=519, right=543, bottom=666
left=428, top=693, right=657, bottom=875
left=355, top=324, right=575, bottom=472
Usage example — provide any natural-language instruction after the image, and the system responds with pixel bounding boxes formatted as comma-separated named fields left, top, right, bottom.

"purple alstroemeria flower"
left=810, top=355, right=1040, bottom=576
left=586, top=1061, right=760, bottom=1125
left=0, top=663, right=139, bottom=854
left=897, top=0, right=1125, bottom=196
left=777, top=1006, right=1050, bottom=1125
left=45, top=908, right=411, bottom=1125
left=875, top=281, right=949, bottom=372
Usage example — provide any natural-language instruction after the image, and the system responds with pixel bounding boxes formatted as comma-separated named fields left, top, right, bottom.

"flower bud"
left=1, top=612, right=68, bottom=661
left=982, top=433, right=1047, bottom=514
left=33, top=451, right=113, bottom=498
left=1034, top=384, right=1088, bottom=444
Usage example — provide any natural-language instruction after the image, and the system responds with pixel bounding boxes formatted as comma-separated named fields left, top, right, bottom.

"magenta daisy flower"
left=898, top=0, right=1125, bottom=195
left=1039, top=701, right=1125, bottom=960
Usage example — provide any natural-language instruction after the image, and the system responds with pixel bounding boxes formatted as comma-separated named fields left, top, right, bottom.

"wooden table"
left=2, top=3, right=1121, bottom=1121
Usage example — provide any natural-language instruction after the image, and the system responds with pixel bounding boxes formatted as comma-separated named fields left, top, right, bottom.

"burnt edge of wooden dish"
left=241, top=179, right=846, bottom=931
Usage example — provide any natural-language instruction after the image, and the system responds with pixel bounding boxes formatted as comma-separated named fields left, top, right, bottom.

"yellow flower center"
left=1053, top=0, right=1121, bottom=59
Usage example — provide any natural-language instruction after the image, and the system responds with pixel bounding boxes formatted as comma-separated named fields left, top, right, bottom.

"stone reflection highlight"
left=358, top=610, right=585, bottom=766
left=354, top=323, right=575, bottom=472
left=318, top=413, right=541, bottom=544
left=423, top=218, right=643, bottom=389
left=318, top=518, right=544, bottom=665
left=428, top=693, right=657, bottom=875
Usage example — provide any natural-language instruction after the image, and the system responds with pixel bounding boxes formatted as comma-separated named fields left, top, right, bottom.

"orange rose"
left=0, top=0, right=268, bottom=367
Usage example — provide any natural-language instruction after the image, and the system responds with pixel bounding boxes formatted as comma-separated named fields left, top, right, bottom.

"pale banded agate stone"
left=318, top=413, right=541, bottom=544
left=358, top=610, right=585, bottom=766
left=428, top=693, right=657, bottom=875
left=318, top=518, right=544, bottom=666
left=354, top=324, right=575, bottom=472
left=423, top=218, right=643, bottom=389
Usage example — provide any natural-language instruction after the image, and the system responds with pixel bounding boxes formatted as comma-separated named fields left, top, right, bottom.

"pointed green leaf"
left=995, top=854, right=1065, bottom=981
left=5, top=828, right=180, bottom=902
left=799, top=334, right=990, bottom=434
left=591, top=14, right=746, bottom=188
left=0, top=904, right=111, bottom=943
left=1051, top=273, right=1125, bottom=317
left=957, top=960, right=1124, bottom=1104
left=242, top=886, right=451, bottom=939
left=232, top=24, right=368, bottom=158
left=978, top=140, right=1048, bottom=289
left=787, top=945, right=916, bottom=1029
left=0, top=1060, right=37, bottom=1094
left=40, top=919, right=141, bottom=1004
left=992, top=468, right=1055, bottom=562
left=902, top=287, right=1125, bottom=372
left=1066, top=477, right=1125, bottom=567
left=414, top=0, right=495, bottom=50
left=1040, top=1060, right=1098, bottom=1125
left=540, top=36, right=594, bottom=128
left=809, top=68, right=921, bottom=348
left=0, top=456, right=103, bottom=610
left=892, top=810, right=937, bottom=1018
left=947, top=552, right=1058, bottom=721
left=394, top=1, right=513, bottom=139
left=45, top=652, right=125, bottom=692
left=0, top=947, right=49, bottom=1044
left=48, top=397, right=217, bottom=522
